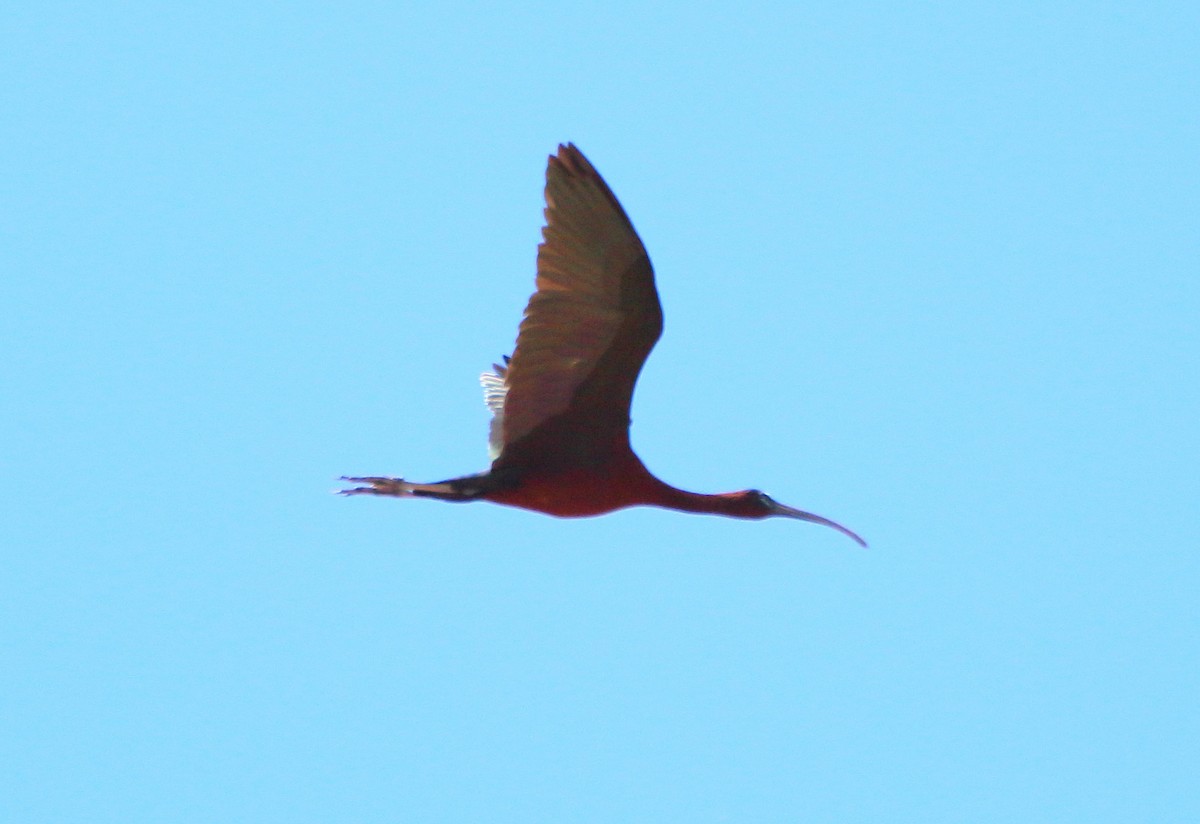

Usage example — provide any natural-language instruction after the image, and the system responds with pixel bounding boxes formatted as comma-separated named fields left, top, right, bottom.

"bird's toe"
left=337, top=476, right=408, bottom=496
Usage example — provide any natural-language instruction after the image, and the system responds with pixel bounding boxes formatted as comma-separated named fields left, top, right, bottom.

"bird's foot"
left=337, top=476, right=413, bottom=497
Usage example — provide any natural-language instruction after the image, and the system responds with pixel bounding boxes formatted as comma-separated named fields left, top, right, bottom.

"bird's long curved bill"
left=770, top=502, right=868, bottom=548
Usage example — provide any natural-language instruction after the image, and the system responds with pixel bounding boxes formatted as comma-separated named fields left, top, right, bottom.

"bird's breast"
left=483, top=460, right=656, bottom=518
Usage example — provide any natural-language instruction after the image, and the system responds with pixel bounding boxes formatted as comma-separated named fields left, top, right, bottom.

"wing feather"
left=479, top=358, right=509, bottom=460
left=490, top=144, right=663, bottom=466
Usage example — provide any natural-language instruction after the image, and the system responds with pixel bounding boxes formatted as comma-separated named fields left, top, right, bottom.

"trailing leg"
left=337, top=472, right=499, bottom=502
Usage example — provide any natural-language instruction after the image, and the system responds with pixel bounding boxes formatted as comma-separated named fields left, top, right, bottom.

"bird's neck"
left=636, top=473, right=760, bottom=518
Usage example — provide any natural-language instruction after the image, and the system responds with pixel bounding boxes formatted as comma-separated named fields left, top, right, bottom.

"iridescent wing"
left=487, top=144, right=663, bottom=466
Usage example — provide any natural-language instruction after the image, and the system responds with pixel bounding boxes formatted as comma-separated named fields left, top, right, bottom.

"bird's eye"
left=753, top=490, right=773, bottom=505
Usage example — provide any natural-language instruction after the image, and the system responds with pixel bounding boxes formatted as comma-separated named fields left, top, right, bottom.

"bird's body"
left=342, top=144, right=865, bottom=546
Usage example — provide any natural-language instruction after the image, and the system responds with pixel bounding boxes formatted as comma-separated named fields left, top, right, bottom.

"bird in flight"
left=341, top=144, right=865, bottom=546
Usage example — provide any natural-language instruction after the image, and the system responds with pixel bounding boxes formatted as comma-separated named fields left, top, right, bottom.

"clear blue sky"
left=3, top=2, right=1197, bottom=821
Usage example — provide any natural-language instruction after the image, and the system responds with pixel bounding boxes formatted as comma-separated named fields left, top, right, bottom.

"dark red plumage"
left=341, top=144, right=865, bottom=547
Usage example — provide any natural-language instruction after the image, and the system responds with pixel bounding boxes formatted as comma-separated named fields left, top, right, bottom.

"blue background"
left=3, top=2, right=1197, bottom=821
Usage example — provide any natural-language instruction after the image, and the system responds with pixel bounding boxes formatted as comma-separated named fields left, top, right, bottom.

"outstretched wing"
left=489, top=144, right=662, bottom=467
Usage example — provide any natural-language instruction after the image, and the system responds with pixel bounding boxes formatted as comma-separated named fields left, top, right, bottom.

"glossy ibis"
left=341, top=144, right=865, bottom=546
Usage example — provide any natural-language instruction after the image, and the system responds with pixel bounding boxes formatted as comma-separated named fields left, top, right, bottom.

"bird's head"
left=733, top=490, right=867, bottom=547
